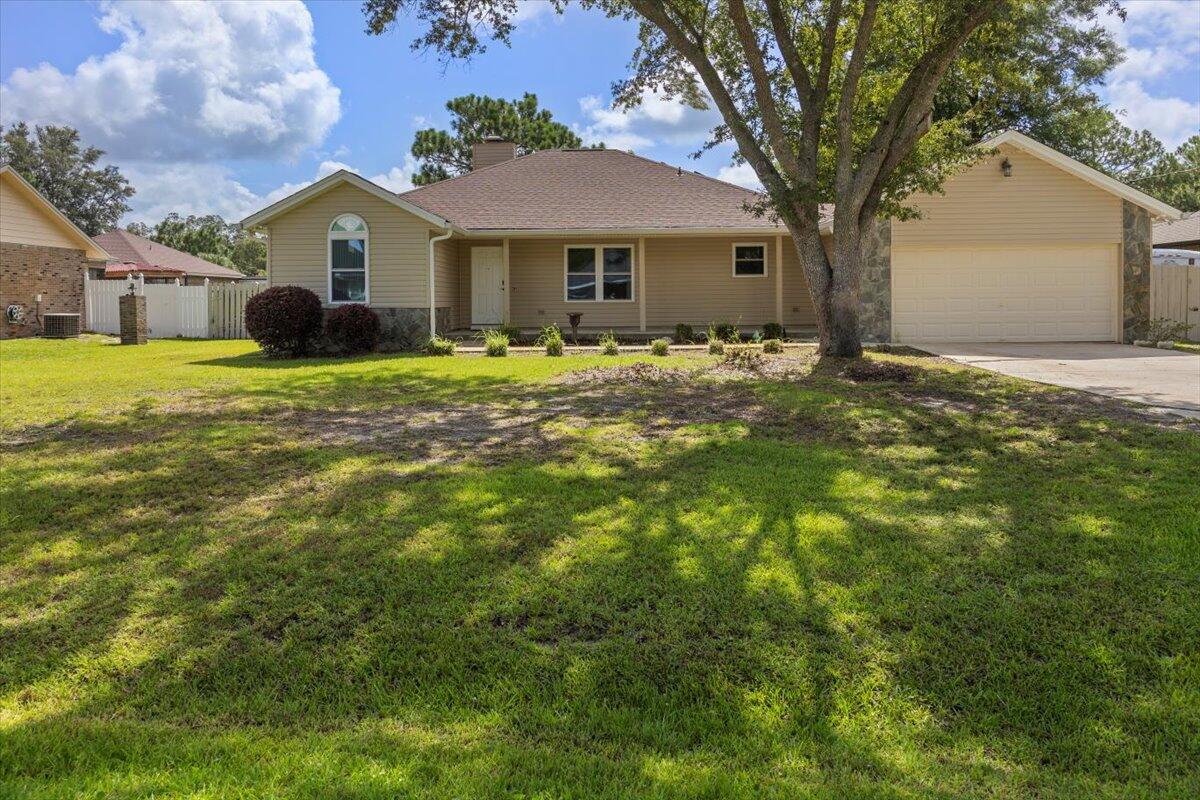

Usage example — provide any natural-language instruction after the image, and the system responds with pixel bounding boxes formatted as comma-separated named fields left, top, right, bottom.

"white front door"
left=471, top=246, right=504, bottom=326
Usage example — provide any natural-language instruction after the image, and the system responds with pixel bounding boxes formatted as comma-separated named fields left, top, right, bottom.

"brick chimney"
left=471, top=136, right=517, bottom=170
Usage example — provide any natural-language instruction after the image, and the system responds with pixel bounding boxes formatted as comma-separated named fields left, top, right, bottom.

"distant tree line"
left=2, top=104, right=1196, bottom=276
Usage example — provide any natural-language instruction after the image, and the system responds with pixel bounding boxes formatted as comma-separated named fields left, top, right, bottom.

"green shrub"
left=763, top=338, right=783, bottom=354
left=711, top=321, right=739, bottom=343
left=324, top=304, right=381, bottom=354
left=1146, top=317, right=1189, bottom=342
left=537, top=324, right=565, bottom=356
left=599, top=331, right=619, bottom=356
left=482, top=329, right=509, bottom=357
left=762, top=322, right=786, bottom=340
left=673, top=323, right=694, bottom=344
left=425, top=336, right=456, bottom=356
left=498, top=324, right=522, bottom=343
left=650, top=338, right=670, bottom=356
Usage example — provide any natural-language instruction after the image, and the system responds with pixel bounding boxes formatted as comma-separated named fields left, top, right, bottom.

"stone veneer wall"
left=333, top=306, right=453, bottom=351
left=1121, top=200, right=1152, bottom=343
left=0, top=242, right=87, bottom=338
left=857, top=219, right=892, bottom=342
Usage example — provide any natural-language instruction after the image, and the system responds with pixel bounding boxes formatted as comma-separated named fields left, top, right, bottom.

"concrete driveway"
left=920, top=342, right=1200, bottom=417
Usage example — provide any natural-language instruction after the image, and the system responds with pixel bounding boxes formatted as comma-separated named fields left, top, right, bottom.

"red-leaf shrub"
left=245, top=285, right=323, bottom=357
left=324, top=303, right=380, bottom=354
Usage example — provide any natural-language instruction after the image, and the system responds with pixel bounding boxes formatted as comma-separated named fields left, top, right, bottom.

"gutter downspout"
left=428, top=226, right=453, bottom=340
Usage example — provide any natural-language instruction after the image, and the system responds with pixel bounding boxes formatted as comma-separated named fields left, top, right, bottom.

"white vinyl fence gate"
left=84, top=274, right=263, bottom=339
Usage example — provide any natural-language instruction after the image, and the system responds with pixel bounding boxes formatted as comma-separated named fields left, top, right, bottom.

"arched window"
left=329, top=214, right=368, bottom=303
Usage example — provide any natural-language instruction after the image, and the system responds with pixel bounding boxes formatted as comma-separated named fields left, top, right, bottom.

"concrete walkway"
left=922, top=342, right=1200, bottom=417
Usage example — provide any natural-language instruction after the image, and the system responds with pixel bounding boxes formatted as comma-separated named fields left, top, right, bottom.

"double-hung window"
left=329, top=214, right=368, bottom=303
left=732, top=243, right=767, bottom=277
left=565, top=245, right=634, bottom=302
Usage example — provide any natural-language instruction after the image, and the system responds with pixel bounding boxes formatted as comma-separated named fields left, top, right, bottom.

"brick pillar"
left=119, top=294, right=147, bottom=344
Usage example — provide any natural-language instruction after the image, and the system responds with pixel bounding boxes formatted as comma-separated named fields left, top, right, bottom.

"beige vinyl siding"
left=893, top=144, right=1122, bottom=246
left=782, top=236, right=817, bottom=328
left=433, top=236, right=458, bottom=328
left=509, top=237, right=640, bottom=328
left=0, top=175, right=85, bottom=251
left=266, top=183, right=434, bottom=306
left=643, top=236, right=775, bottom=327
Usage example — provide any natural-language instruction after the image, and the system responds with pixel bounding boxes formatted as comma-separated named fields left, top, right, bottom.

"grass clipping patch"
left=840, top=359, right=917, bottom=383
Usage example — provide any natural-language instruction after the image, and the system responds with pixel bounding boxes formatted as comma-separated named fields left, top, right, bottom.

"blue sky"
left=1, top=0, right=1197, bottom=225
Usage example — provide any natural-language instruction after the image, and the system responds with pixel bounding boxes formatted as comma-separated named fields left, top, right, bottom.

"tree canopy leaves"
left=411, top=93, right=594, bottom=185
left=0, top=122, right=134, bottom=236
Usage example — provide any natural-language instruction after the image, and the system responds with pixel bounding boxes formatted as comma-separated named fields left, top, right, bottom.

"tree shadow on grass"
left=2, top=369, right=1197, bottom=798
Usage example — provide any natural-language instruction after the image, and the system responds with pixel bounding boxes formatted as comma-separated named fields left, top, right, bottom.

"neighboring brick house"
left=0, top=165, right=111, bottom=339
left=93, top=229, right=247, bottom=285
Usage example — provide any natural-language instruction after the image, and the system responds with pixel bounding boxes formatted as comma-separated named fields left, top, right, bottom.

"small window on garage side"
left=329, top=214, right=368, bottom=303
left=732, top=243, right=766, bottom=277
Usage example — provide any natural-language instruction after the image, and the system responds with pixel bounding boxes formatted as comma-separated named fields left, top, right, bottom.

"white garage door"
left=892, top=244, right=1118, bottom=342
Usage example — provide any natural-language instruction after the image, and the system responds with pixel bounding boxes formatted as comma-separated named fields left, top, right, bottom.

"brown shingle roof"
left=93, top=229, right=246, bottom=279
left=399, top=149, right=782, bottom=232
left=1153, top=211, right=1200, bottom=246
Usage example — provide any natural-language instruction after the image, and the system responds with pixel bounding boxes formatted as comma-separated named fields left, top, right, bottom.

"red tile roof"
left=93, top=229, right=246, bottom=279
left=399, top=149, right=783, bottom=232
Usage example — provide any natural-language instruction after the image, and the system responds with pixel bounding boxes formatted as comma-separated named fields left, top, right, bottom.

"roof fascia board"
left=458, top=226, right=787, bottom=238
left=240, top=170, right=450, bottom=229
left=0, top=165, right=112, bottom=260
left=981, top=130, right=1183, bottom=220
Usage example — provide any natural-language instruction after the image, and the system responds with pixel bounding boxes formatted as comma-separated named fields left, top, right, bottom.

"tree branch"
left=727, top=0, right=803, bottom=181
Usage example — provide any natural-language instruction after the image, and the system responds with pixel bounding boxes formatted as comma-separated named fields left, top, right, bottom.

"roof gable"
left=980, top=131, right=1182, bottom=220
left=0, top=165, right=111, bottom=259
left=241, top=170, right=449, bottom=229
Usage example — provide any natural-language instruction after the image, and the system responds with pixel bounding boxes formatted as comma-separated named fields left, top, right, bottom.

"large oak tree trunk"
left=789, top=221, right=866, bottom=358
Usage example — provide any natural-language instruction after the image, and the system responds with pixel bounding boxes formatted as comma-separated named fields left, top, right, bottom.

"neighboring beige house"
left=0, top=164, right=111, bottom=339
left=242, top=131, right=1182, bottom=345
left=93, top=229, right=248, bottom=285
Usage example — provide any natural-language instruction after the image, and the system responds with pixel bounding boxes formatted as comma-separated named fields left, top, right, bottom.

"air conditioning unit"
left=43, top=313, right=81, bottom=338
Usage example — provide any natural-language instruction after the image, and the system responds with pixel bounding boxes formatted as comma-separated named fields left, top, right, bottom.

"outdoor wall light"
left=1000, top=158, right=1013, bottom=177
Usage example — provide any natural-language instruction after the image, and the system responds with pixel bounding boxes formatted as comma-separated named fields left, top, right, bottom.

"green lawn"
left=2, top=337, right=1198, bottom=799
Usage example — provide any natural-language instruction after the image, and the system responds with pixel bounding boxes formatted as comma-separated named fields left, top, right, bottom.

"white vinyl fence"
left=84, top=274, right=263, bottom=339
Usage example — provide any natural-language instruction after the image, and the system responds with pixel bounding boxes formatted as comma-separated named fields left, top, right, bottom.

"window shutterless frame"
left=563, top=244, right=636, bottom=302
left=732, top=242, right=768, bottom=277
left=328, top=214, right=369, bottom=304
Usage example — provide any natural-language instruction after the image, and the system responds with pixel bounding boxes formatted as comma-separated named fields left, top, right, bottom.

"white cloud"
left=716, top=163, right=762, bottom=191
left=0, top=0, right=340, bottom=162
left=576, top=90, right=722, bottom=152
left=123, top=156, right=421, bottom=225
left=1092, top=0, right=1200, bottom=148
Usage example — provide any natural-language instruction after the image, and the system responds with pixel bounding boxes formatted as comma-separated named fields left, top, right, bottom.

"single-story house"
left=1153, top=211, right=1200, bottom=251
left=1, top=164, right=111, bottom=339
left=92, top=229, right=247, bottom=285
left=241, top=130, right=1182, bottom=345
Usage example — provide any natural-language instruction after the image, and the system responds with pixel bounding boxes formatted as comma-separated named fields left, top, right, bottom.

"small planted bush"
left=245, top=285, right=323, bottom=357
left=706, top=324, right=725, bottom=355
left=711, top=321, right=739, bottom=343
left=762, top=322, right=786, bottom=341
left=483, top=328, right=509, bottom=357
left=538, top=324, right=564, bottom=356
left=324, top=303, right=380, bottom=354
left=763, top=338, right=783, bottom=354
left=599, top=331, right=619, bottom=356
left=674, top=323, right=694, bottom=344
left=426, top=335, right=456, bottom=356
left=650, top=338, right=670, bottom=356
left=498, top=324, right=522, bottom=344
